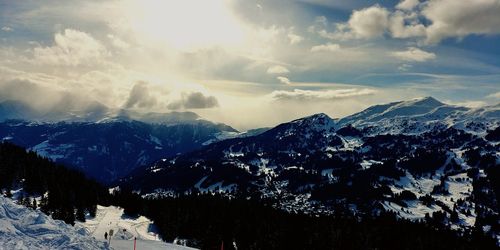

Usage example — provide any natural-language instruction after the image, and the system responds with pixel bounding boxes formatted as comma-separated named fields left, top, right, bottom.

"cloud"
left=422, top=0, right=500, bottom=44
left=167, top=92, right=219, bottom=110
left=271, top=88, right=377, bottom=101
left=391, top=47, right=436, bottom=62
left=0, top=78, right=106, bottom=113
left=315, top=16, right=328, bottom=26
left=107, top=34, right=130, bottom=49
left=389, top=11, right=426, bottom=38
left=318, top=5, right=390, bottom=40
left=267, top=65, right=290, bottom=74
left=398, top=63, right=413, bottom=71
left=287, top=33, right=304, bottom=45
left=347, top=5, right=390, bottom=39
left=1, top=26, right=13, bottom=32
left=486, top=91, right=500, bottom=99
left=396, top=0, right=420, bottom=11
left=320, top=0, right=500, bottom=44
left=0, top=79, right=55, bottom=110
left=449, top=100, right=487, bottom=108
left=123, top=81, right=158, bottom=109
left=33, top=29, right=107, bottom=66
left=310, top=43, right=340, bottom=52
left=277, top=76, right=291, bottom=85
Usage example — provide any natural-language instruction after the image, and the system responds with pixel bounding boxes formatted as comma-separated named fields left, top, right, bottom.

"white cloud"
left=310, top=43, right=340, bottom=52
left=348, top=5, right=389, bottom=39
left=320, top=0, right=500, bottom=44
left=271, top=88, right=377, bottom=101
left=486, top=91, right=500, bottom=99
left=33, top=29, right=107, bottom=66
left=1, top=26, right=13, bottom=32
left=391, top=47, right=436, bottom=62
left=277, top=76, right=291, bottom=85
left=422, top=0, right=500, bottom=44
left=267, top=65, right=290, bottom=74
left=107, top=34, right=130, bottom=49
left=322, top=5, right=389, bottom=40
left=288, top=33, right=304, bottom=45
left=396, top=0, right=420, bottom=11
left=389, top=11, right=426, bottom=38
left=450, top=100, right=487, bottom=108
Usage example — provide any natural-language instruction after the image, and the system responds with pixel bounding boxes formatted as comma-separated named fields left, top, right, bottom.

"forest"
left=0, top=142, right=497, bottom=249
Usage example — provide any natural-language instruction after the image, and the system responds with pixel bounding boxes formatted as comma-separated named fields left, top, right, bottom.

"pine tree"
left=32, top=199, right=37, bottom=209
left=89, top=204, right=97, bottom=217
left=17, top=193, right=24, bottom=205
left=450, top=210, right=459, bottom=223
left=40, top=194, right=49, bottom=214
left=76, top=207, right=86, bottom=222
left=24, top=197, right=32, bottom=209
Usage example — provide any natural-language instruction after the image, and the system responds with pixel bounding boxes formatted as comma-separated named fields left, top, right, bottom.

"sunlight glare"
left=126, top=0, right=245, bottom=51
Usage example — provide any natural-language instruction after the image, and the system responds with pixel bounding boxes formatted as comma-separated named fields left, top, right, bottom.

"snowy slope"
left=338, top=97, right=500, bottom=135
left=78, top=205, right=197, bottom=250
left=0, top=196, right=108, bottom=250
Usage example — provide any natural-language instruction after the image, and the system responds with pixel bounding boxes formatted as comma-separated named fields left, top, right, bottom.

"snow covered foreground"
left=0, top=196, right=108, bottom=250
left=0, top=196, right=196, bottom=250
left=78, top=205, right=197, bottom=250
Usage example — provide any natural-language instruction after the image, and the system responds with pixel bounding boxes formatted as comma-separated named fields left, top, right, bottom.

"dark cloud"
left=0, top=78, right=109, bottom=120
left=123, top=81, right=158, bottom=109
left=167, top=92, right=219, bottom=110
left=0, top=79, right=58, bottom=110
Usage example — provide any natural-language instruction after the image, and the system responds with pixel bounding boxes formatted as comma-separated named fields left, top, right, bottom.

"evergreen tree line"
left=112, top=191, right=498, bottom=250
left=0, top=142, right=111, bottom=224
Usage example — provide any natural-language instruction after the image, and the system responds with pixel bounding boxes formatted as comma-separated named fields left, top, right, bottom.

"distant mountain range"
left=117, top=97, right=499, bottom=240
left=0, top=100, right=239, bottom=183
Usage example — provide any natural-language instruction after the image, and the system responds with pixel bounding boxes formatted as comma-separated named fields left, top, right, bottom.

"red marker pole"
left=134, top=237, right=137, bottom=250
left=221, top=241, right=224, bottom=250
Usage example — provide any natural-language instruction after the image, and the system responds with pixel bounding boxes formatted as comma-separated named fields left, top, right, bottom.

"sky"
left=0, top=0, right=499, bottom=130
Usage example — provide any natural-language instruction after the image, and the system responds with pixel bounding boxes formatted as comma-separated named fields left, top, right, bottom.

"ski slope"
left=79, top=205, right=197, bottom=250
left=0, top=196, right=108, bottom=250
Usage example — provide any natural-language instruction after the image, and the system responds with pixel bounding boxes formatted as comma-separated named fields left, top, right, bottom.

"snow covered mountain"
left=0, top=196, right=108, bottom=250
left=338, top=96, right=499, bottom=135
left=119, top=97, right=499, bottom=241
left=0, top=119, right=237, bottom=183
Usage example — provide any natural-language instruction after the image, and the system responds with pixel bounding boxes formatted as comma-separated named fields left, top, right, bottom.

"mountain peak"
left=304, top=112, right=331, bottom=120
left=294, top=113, right=333, bottom=124
left=288, top=112, right=336, bottom=132
left=338, top=96, right=449, bottom=126
left=405, top=96, right=444, bottom=107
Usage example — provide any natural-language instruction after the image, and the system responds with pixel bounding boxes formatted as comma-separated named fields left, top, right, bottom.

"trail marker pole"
left=108, top=229, right=114, bottom=246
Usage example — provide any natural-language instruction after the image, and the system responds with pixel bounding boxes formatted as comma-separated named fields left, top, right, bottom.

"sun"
left=124, top=0, right=246, bottom=51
